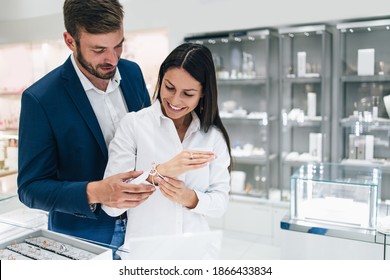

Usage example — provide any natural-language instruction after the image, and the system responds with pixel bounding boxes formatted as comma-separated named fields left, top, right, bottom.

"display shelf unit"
left=0, top=172, right=17, bottom=204
left=0, top=129, right=18, bottom=173
left=334, top=18, right=390, bottom=200
left=278, top=25, right=332, bottom=201
left=0, top=93, right=21, bottom=132
left=184, top=28, right=279, bottom=199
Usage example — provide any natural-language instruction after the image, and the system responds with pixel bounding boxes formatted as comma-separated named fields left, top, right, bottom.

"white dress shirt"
left=70, top=54, right=128, bottom=147
left=103, top=100, right=231, bottom=241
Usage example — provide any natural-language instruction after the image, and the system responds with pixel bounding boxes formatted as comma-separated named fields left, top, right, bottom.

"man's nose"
left=104, top=49, right=119, bottom=65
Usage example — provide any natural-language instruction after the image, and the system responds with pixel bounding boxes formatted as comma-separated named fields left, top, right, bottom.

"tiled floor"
left=218, top=230, right=281, bottom=259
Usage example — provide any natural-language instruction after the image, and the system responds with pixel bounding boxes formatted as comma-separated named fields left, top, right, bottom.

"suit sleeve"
left=17, top=90, right=94, bottom=218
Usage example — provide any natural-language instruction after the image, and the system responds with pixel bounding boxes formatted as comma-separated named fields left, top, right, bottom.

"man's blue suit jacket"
left=17, top=56, right=151, bottom=245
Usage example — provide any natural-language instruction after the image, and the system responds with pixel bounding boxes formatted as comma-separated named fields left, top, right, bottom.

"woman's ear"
left=199, top=97, right=204, bottom=113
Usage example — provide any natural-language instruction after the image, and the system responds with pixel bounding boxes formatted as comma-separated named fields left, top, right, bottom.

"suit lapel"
left=61, top=57, right=108, bottom=160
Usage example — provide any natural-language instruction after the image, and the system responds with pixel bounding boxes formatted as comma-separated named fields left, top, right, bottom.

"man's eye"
left=93, top=49, right=105, bottom=54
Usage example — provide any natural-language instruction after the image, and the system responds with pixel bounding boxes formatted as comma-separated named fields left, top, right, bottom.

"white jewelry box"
left=357, top=48, right=375, bottom=76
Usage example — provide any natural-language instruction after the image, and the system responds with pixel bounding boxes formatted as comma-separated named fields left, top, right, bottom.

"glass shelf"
left=340, top=116, right=390, bottom=131
left=221, top=115, right=269, bottom=125
left=217, top=77, right=267, bottom=85
left=282, top=158, right=321, bottom=166
left=232, top=154, right=270, bottom=165
left=283, top=116, right=323, bottom=127
left=282, top=76, right=322, bottom=83
left=341, top=75, right=390, bottom=83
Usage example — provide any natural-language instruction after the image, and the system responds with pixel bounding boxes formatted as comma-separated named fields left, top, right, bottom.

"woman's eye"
left=165, top=85, right=174, bottom=91
left=184, top=92, right=194, bottom=97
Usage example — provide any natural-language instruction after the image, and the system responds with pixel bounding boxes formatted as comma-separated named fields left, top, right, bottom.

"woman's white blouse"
left=103, top=100, right=231, bottom=239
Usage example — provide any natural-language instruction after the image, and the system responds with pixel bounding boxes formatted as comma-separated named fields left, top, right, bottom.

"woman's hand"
left=157, top=176, right=198, bottom=209
left=157, top=149, right=215, bottom=178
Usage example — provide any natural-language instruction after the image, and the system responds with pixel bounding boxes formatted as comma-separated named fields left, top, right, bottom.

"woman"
left=102, top=42, right=231, bottom=242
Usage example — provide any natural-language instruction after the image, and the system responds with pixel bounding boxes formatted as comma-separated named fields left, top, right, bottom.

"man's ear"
left=63, top=32, right=76, bottom=51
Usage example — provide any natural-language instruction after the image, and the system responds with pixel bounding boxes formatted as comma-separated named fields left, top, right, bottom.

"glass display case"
left=0, top=227, right=112, bottom=260
left=334, top=18, right=390, bottom=201
left=290, top=162, right=380, bottom=229
left=278, top=25, right=332, bottom=201
left=184, top=28, right=279, bottom=200
left=0, top=191, right=112, bottom=260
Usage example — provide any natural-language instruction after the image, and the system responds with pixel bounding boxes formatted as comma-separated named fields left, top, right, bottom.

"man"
left=17, top=0, right=155, bottom=255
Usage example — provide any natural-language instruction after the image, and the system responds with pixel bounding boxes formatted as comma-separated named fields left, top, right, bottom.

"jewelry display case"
left=184, top=28, right=279, bottom=200
left=0, top=192, right=113, bottom=260
left=0, top=195, right=112, bottom=260
left=290, top=162, right=380, bottom=229
left=0, top=228, right=112, bottom=260
left=281, top=162, right=390, bottom=259
left=278, top=25, right=332, bottom=201
left=334, top=19, right=390, bottom=201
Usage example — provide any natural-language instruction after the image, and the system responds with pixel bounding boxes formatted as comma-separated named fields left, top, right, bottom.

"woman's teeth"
left=169, top=103, right=183, bottom=111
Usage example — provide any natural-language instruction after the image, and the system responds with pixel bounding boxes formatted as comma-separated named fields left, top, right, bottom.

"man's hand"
left=87, top=171, right=155, bottom=208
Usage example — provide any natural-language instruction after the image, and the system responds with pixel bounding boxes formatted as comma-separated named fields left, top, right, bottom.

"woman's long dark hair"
left=153, top=43, right=232, bottom=171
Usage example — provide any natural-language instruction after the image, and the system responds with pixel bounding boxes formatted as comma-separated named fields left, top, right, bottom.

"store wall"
left=1, top=0, right=390, bottom=47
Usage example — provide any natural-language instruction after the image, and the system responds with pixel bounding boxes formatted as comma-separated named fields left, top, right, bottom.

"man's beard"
left=76, top=47, right=117, bottom=80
